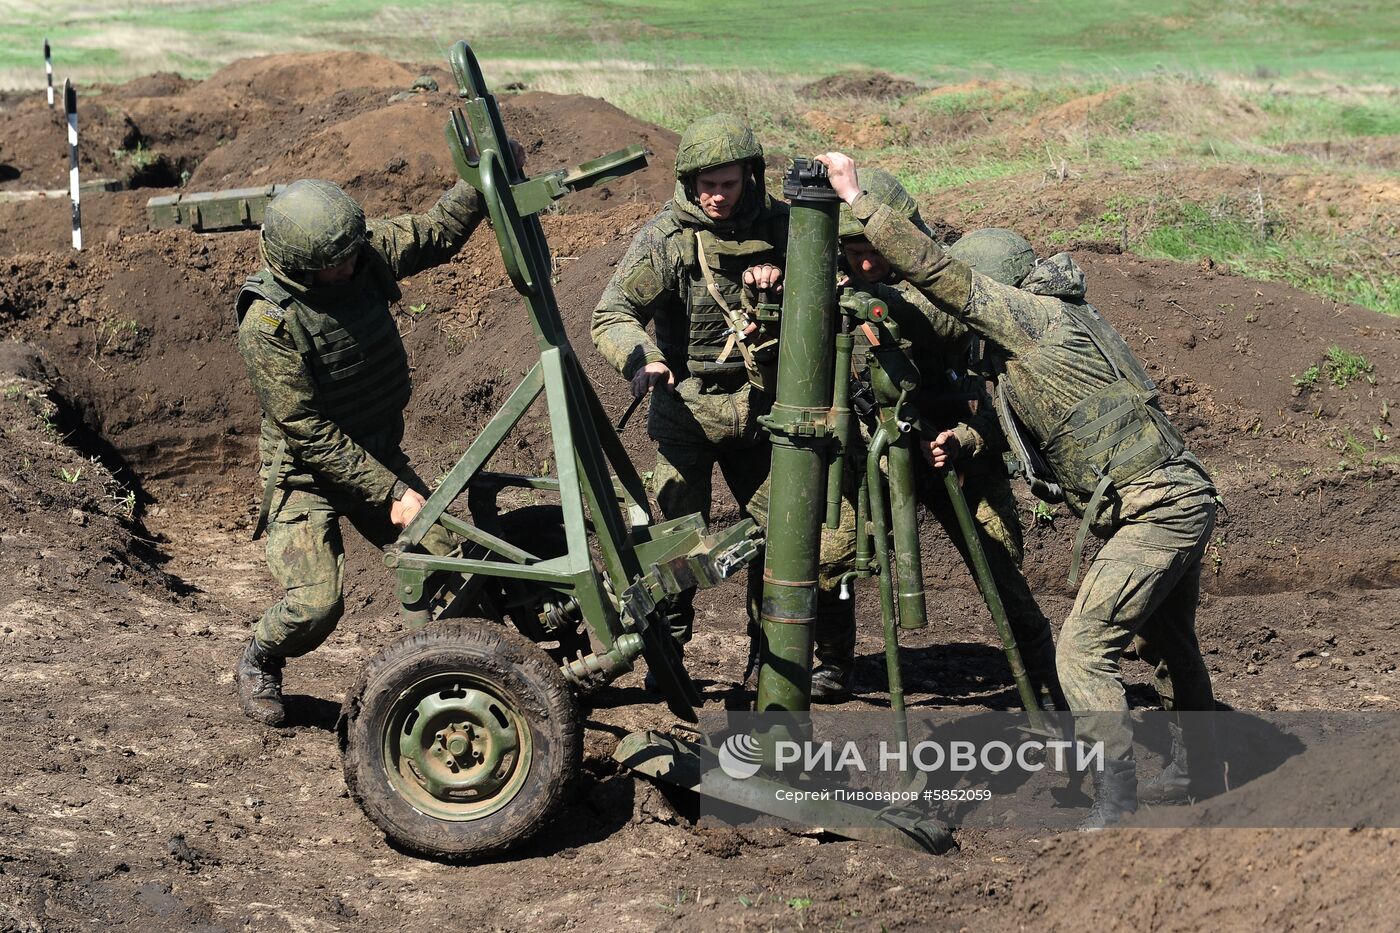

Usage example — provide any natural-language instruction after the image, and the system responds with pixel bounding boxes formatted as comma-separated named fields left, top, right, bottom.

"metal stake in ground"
left=64, top=79, right=81, bottom=251
left=44, top=40, right=54, bottom=108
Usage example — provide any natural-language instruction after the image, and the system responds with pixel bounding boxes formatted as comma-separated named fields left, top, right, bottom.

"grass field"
left=6, top=0, right=1400, bottom=88
left=5, top=0, right=1398, bottom=313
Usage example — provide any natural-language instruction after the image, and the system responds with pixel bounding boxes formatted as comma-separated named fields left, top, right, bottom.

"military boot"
left=810, top=602, right=857, bottom=704
left=235, top=637, right=286, bottom=726
left=1139, top=722, right=1191, bottom=805
left=1078, top=758, right=1138, bottom=831
left=810, top=665, right=853, bottom=704
left=1022, top=638, right=1068, bottom=714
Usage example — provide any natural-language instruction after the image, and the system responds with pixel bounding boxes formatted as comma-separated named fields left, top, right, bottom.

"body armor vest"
left=988, top=298, right=1186, bottom=583
left=236, top=253, right=411, bottom=445
left=657, top=208, right=786, bottom=382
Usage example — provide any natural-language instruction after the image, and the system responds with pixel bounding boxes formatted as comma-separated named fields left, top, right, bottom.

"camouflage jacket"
left=591, top=185, right=788, bottom=385
left=850, top=192, right=1211, bottom=531
left=237, top=180, right=484, bottom=505
left=852, top=278, right=1005, bottom=467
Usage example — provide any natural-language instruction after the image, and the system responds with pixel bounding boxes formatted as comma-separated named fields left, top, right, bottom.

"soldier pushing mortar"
left=233, top=144, right=522, bottom=726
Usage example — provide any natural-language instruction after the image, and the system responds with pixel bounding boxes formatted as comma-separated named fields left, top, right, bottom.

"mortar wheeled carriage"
left=334, top=41, right=759, bottom=860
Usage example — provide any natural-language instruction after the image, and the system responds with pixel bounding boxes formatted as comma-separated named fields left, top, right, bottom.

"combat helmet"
left=946, top=228, right=1035, bottom=287
left=261, top=179, right=366, bottom=279
left=674, top=113, right=766, bottom=205
left=838, top=167, right=930, bottom=240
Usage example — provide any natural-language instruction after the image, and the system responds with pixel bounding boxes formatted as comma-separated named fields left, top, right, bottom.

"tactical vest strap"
left=991, top=366, right=1064, bottom=504
left=695, top=232, right=770, bottom=391
left=235, top=271, right=295, bottom=322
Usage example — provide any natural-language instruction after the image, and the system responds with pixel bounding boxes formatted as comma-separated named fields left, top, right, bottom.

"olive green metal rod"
left=865, top=423, right=910, bottom=756
left=938, top=468, right=1051, bottom=735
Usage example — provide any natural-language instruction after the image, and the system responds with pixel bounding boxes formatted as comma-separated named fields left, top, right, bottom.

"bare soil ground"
left=1, top=54, right=1397, bottom=931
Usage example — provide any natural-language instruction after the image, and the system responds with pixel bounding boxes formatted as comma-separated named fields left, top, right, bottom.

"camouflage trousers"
left=1056, top=465, right=1217, bottom=762
left=646, top=376, right=856, bottom=667
left=918, top=465, right=1059, bottom=696
left=647, top=376, right=773, bottom=646
left=255, top=474, right=454, bottom=658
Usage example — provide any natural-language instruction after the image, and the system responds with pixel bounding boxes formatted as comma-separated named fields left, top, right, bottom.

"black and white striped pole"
left=64, top=78, right=82, bottom=251
left=45, top=39, right=54, bottom=108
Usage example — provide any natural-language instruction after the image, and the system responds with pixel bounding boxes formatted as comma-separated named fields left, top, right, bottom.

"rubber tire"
left=339, top=619, right=581, bottom=860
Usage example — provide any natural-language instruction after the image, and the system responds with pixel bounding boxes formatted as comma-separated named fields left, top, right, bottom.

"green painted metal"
left=385, top=40, right=760, bottom=726
left=865, top=423, right=910, bottom=754
left=861, top=314, right=928, bottom=633
left=753, top=160, right=841, bottom=716
left=937, top=468, right=1053, bottom=736
left=382, top=671, right=532, bottom=822
left=146, top=184, right=285, bottom=232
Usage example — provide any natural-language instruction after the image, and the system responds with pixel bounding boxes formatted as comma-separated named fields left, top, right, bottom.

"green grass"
left=1256, top=92, right=1400, bottom=142
left=6, top=0, right=1400, bottom=88
left=1325, top=346, right=1374, bottom=387
left=1138, top=201, right=1400, bottom=315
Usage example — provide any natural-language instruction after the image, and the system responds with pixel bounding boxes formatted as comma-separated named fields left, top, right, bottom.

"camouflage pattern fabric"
left=850, top=195, right=1216, bottom=760
left=255, top=482, right=457, bottom=656
left=591, top=115, right=794, bottom=647
left=238, top=180, right=484, bottom=657
left=838, top=167, right=929, bottom=241
left=945, top=228, right=1035, bottom=288
left=239, top=180, right=482, bottom=502
left=646, top=378, right=773, bottom=644
left=1057, top=458, right=1217, bottom=759
left=673, top=113, right=764, bottom=178
left=260, top=179, right=367, bottom=273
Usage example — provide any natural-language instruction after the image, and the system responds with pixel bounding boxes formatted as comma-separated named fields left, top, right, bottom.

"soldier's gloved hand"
left=743, top=264, right=783, bottom=294
left=631, top=361, right=676, bottom=400
left=391, top=488, right=427, bottom=528
left=923, top=429, right=961, bottom=470
left=815, top=152, right=860, bottom=204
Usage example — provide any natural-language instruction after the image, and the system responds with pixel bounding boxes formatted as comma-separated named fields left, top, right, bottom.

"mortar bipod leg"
left=865, top=424, right=910, bottom=763
left=938, top=469, right=1053, bottom=736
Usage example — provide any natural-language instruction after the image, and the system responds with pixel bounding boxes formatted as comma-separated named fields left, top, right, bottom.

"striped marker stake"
left=64, top=79, right=81, bottom=250
left=44, top=40, right=54, bottom=108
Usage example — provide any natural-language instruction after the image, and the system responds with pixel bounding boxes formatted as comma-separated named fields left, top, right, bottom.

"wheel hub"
left=385, top=676, right=533, bottom=821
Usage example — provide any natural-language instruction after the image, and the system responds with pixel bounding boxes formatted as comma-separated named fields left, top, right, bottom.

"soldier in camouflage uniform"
left=837, top=169, right=1064, bottom=711
left=820, top=152, right=1219, bottom=829
left=234, top=176, right=487, bottom=726
left=591, top=115, right=857, bottom=700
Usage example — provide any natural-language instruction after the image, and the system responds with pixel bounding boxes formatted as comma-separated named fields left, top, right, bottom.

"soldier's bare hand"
left=743, top=264, right=783, bottom=293
left=631, top=361, right=675, bottom=400
left=391, top=489, right=427, bottom=528
left=816, top=152, right=860, bottom=204
left=924, top=430, right=961, bottom=470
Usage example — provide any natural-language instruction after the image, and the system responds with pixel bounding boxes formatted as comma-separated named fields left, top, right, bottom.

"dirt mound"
left=0, top=52, right=678, bottom=217
left=801, top=70, right=920, bottom=100
left=0, top=342, right=173, bottom=598
left=190, top=90, right=678, bottom=216
left=195, top=51, right=422, bottom=104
